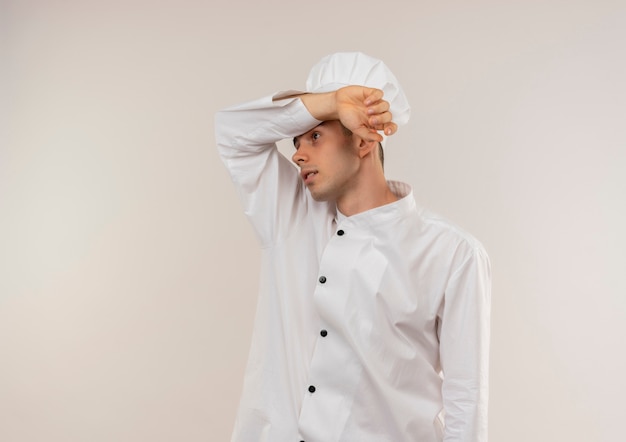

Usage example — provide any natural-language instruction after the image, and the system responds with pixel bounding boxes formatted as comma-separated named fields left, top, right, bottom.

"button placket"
left=299, top=225, right=365, bottom=440
left=300, top=224, right=354, bottom=435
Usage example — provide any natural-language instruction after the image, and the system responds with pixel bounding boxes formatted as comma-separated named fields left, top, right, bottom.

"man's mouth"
left=301, top=170, right=318, bottom=183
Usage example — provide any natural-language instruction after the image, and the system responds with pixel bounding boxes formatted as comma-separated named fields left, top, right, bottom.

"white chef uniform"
left=215, top=89, right=491, bottom=441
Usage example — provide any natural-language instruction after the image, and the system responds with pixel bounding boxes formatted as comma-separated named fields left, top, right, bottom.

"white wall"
left=1, top=1, right=624, bottom=440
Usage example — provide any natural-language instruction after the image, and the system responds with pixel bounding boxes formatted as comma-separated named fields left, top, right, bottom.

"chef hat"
left=305, top=52, right=410, bottom=127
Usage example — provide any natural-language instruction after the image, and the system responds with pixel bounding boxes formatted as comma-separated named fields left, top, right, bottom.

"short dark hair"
left=340, top=124, right=384, bottom=170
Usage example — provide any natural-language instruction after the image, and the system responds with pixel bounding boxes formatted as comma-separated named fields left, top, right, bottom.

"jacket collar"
left=334, top=180, right=417, bottom=229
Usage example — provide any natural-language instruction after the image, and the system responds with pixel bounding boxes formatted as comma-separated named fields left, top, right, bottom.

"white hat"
left=305, top=51, right=410, bottom=126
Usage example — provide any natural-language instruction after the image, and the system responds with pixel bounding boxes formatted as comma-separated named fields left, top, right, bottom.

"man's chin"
left=309, top=193, right=326, bottom=202
left=308, top=189, right=330, bottom=202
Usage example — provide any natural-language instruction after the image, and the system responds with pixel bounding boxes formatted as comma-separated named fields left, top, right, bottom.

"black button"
left=320, top=329, right=328, bottom=337
left=318, top=276, right=326, bottom=284
left=308, top=385, right=316, bottom=393
left=337, top=229, right=344, bottom=236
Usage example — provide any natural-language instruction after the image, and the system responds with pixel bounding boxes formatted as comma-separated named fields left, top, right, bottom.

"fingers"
left=335, top=86, right=399, bottom=139
left=353, top=120, right=397, bottom=142
left=353, top=126, right=383, bottom=143
left=368, top=110, right=393, bottom=128
left=364, top=88, right=384, bottom=106
left=365, top=95, right=396, bottom=133
left=383, top=122, right=398, bottom=136
left=366, top=100, right=390, bottom=116
left=367, top=107, right=398, bottom=138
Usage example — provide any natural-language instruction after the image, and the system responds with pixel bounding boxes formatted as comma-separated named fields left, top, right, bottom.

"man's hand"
left=299, top=86, right=398, bottom=142
left=336, top=86, right=397, bottom=142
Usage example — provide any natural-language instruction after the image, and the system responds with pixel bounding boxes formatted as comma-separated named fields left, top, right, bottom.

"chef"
left=215, top=52, right=491, bottom=442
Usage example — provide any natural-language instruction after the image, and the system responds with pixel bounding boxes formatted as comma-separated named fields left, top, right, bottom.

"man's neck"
left=336, top=178, right=398, bottom=217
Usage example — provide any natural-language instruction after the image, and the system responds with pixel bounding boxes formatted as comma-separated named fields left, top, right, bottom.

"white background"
left=1, top=0, right=625, bottom=440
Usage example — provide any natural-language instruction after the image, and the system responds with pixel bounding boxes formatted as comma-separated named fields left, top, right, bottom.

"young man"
left=215, top=52, right=491, bottom=442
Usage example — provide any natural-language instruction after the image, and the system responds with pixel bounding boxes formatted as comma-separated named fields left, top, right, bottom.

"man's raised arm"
left=285, top=86, right=398, bottom=141
left=214, top=87, right=396, bottom=246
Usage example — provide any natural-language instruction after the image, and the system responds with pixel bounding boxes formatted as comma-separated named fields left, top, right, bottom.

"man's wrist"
left=299, top=91, right=338, bottom=121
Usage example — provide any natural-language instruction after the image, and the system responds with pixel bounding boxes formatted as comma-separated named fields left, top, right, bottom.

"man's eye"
left=312, top=132, right=321, bottom=140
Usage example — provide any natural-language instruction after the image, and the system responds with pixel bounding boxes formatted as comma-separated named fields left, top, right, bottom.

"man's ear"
left=357, top=137, right=378, bottom=159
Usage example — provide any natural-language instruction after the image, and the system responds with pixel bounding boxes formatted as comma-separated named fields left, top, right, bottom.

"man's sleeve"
left=214, top=94, right=321, bottom=247
left=438, top=244, right=491, bottom=442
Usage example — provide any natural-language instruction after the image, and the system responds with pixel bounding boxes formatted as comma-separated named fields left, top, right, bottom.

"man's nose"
left=292, top=147, right=307, bottom=165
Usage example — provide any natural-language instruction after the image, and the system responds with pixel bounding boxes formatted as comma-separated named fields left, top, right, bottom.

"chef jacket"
left=215, top=93, right=491, bottom=442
